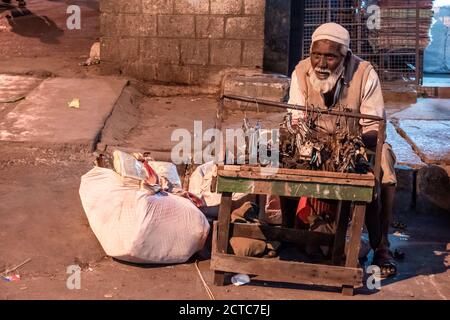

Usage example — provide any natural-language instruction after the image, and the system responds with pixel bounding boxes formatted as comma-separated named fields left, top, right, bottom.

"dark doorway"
left=263, top=0, right=305, bottom=76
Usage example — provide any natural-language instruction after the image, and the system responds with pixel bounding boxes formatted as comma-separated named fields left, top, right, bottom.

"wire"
left=195, top=260, right=216, bottom=300
left=0, top=258, right=31, bottom=277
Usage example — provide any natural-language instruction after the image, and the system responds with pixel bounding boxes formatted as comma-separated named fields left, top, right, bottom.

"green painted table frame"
left=210, top=165, right=377, bottom=296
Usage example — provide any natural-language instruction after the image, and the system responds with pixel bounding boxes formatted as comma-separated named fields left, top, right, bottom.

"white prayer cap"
left=311, top=23, right=350, bottom=48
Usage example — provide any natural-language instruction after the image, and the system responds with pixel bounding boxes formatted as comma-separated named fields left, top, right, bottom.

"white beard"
left=309, top=61, right=345, bottom=94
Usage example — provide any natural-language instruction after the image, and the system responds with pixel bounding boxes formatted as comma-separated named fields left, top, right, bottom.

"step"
left=0, top=76, right=128, bottom=153
left=222, top=73, right=290, bottom=113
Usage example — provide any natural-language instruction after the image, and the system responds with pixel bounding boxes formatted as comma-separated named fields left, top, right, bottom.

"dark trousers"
left=366, top=184, right=396, bottom=253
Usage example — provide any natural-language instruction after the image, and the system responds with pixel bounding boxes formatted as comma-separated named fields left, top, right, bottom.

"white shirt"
left=287, top=68, right=385, bottom=133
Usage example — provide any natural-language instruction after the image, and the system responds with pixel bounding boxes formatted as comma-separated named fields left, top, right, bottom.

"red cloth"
left=296, top=197, right=312, bottom=225
left=185, top=192, right=206, bottom=208
left=142, top=160, right=159, bottom=185
left=296, top=197, right=339, bottom=227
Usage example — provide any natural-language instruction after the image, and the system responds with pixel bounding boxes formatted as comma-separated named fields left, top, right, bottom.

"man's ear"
left=342, top=48, right=350, bottom=60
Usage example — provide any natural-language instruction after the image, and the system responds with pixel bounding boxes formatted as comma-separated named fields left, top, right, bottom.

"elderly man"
left=285, top=23, right=398, bottom=277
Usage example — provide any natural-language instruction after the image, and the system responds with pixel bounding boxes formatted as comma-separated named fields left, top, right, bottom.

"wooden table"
left=210, top=165, right=376, bottom=296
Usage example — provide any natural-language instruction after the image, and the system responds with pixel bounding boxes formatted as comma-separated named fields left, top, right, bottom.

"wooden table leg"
left=332, top=201, right=350, bottom=266
left=213, top=192, right=232, bottom=286
left=257, top=194, right=267, bottom=222
left=342, top=285, right=355, bottom=296
left=342, top=201, right=367, bottom=296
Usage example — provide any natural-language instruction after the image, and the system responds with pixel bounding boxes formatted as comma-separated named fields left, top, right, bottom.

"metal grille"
left=302, top=0, right=433, bottom=86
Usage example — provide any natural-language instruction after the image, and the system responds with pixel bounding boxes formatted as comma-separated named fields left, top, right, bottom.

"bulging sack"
left=79, top=167, right=210, bottom=264
left=148, top=161, right=182, bottom=188
left=188, top=161, right=245, bottom=207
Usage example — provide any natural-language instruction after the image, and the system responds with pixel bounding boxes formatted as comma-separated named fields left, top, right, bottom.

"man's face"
left=310, top=40, right=345, bottom=80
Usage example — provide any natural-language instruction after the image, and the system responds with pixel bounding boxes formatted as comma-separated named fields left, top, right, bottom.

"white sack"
left=79, top=167, right=210, bottom=264
left=148, top=161, right=182, bottom=188
left=188, top=161, right=245, bottom=207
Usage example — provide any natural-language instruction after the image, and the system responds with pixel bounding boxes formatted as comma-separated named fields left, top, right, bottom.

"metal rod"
left=222, top=94, right=385, bottom=121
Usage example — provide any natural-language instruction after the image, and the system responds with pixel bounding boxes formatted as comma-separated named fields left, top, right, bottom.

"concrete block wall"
left=100, top=0, right=266, bottom=85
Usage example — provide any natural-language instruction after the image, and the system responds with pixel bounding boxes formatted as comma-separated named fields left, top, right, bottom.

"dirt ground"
left=0, top=0, right=101, bottom=77
left=0, top=145, right=449, bottom=300
left=0, top=0, right=449, bottom=300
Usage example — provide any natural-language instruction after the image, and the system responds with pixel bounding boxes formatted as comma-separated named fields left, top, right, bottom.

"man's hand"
left=362, top=130, right=378, bottom=149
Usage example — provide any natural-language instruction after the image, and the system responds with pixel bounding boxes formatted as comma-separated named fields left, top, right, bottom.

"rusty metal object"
left=223, top=95, right=382, bottom=177
left=279, top=112, right=370, bottom=174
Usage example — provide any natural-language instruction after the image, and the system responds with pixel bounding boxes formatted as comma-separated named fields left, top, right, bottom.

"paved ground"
left=390, top=99, right=450, bottom=165
left=102, top=96, right=218, bottom=156
left=0, top=157, right=448, bottom=300
left=391, top=98, right=450, bottom=120
left=0, top=76, right=127, bottom=151
left=386, top=122, right=424, bottom=168
left=0, top=74, right=43, bottom=120
left=397, top=120, right=450, bottom=164
left=0, top=0, right=448, bottom=301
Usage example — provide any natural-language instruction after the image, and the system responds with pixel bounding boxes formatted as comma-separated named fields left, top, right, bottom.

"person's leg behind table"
left=366, top=143, right=398, bottom=278
left=280, top=196, right=309, bottom=229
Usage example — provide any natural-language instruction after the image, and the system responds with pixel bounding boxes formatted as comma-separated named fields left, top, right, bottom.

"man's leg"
left=279, top=196, right=298, bottom=228
left=365, top=192, right=382, bottom=251
left=370, top=143, right=398, bottom=277
left=379, top=143, right=397, bottom=251
left=380, top=183, right=396, bottom=249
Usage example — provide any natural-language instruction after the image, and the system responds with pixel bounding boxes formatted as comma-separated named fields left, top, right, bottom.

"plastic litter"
left=392, top=231, right=410, bottom=241
left=68, top=98, right=80, bottom=109
left=231, top=274, right=251, bottom=286
left=80, top=42, right=101, bottom=66
left=148, top=161, right=182, bottom=188
left=2, top=274, right=21, bottom=282
left=113, top=150, right=148, bottom=181
left=0, top=258, right=31, bottom=278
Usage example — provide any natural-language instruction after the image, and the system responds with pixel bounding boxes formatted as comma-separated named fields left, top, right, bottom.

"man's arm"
left=362, top=130, right=378, bottom=149
left=287, top=72, right=306, bottom=122
left=360, top=68, right=385, bottom=148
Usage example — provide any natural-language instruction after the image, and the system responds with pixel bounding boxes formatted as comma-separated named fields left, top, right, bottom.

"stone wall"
left=100, top=0, right=266, bottom=86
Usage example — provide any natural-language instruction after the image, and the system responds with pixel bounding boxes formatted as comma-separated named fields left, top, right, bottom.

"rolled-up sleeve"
left=287, top=72, right=306, bottom=120
left=360, top=69, right=385, bottom=133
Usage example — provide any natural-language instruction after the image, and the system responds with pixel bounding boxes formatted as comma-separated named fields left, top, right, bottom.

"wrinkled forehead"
left=311, top=39, right=342, bottom=55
